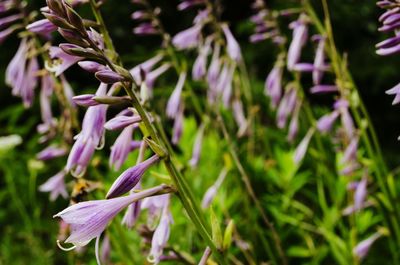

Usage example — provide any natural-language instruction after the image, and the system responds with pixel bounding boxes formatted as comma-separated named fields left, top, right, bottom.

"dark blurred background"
left=0, top=0, right=399, bottom=164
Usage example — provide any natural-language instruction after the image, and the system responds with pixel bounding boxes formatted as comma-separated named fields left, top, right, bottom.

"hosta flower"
left=189, top=123, right=205, bottom=167
left=172, top=24, right=202, bottom=50
left=66, top=83, right=108, bottom=177
left=166, top=72, right=186, bottom=118
left=148, top=195, right=173, bottom=264
left=38, top=74, right=57, bottom=136
left=276, top=87, right=298, bottom=129
left=177, top=0, right=205, bottom=11
left=264, top=63, right=283, bottom=108
left=334, top=99, right=355, bottom=138
left=287, top=14, right=308, bottom=70
left=130, top=54, right=164, bottom=84
left=353, top=233, right=381, bottom=259
left=385, top=82, right=400, bottom=104
left=172, top=106, right=184, bottom=144
left=312, top=35, right=327, bottom=85
left=109, top=125, right=138, bottom=171
left=310, top=85, right=338, bottom=94
left=232, top=99, right=248, bottom=137
left=192, top=37, right=212, bottom=80
left=47, top=46, right=83, bottom=76
left=106, top=155, right=160, bottom=199
left=293, top=128, right=314, bottom=165
left=54, top=184, right=168, bottom=248
left=26, top=19, right=57, bottom=37
left=37, top=146, right=67, bottom=161
left=316, top=110, right=340, bottom=133
left=39, top=170, right=68, bottom=201
left=201, top=168, right=227, bottom=209
left=207, top=43, right=221, bottom=102
left=287, top=102, right=301, bottom=142
left=121, top=183, right=142, bottom=228
left=221, top=24, right=242, bottom=62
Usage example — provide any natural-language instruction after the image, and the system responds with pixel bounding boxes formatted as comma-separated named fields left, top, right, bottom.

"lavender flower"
left=276, top=87, right=298, bottom=129
left=106, top=155, right=160, bottom=199
left=47, top=46, right=83, bottom=76
left=201, top=168, right=227, bottom=209
left=166, top=72, right=186, bottom=118
left=293, top=128, right=314, bottom=165
left=221, top=24, right=242, bottom=62
left=207, top=44, right=221, bottom=102
left=66, top=83, right=108, bottom=177
left=232, top=99, right=248, bottom=137
left=104, top=114, right=142, bottom=131
left=287, top=102, right=301, bottom=142
left=26, top=19, right=57, bottom=37
left=130, top=54, right=164, bottom=84
left=39, top=170, right=68, bottom=201
left=37, top=146, right=67, bottom=161
left=172, top=106, right=184, bottom=144
left=54, top=184, right=169, bottom=248
left=316, top=110, right=340, bottom=133
left=353, top=233, right=381, bottom=259
left=310, top=85, right=338, bottom=94
left=148, top=195, right=173, bottom=264
left=198, top=247, right=212, bottom=265
left=312, top=35, right=327, bottom=85
left=172, top=24, right=202, bottom=50
left=109, top=125, right=137, bottom=171
left=264, top=63, right=283, bottom=108
left=189, top=123, right=205, bottom=167
left=287, top=15, right=308, bottom=70
left=385, top=82, right=400, bottom=105
left=121, top=183, right=142, bottom=228
left=192, top=37, right=212, bottom=80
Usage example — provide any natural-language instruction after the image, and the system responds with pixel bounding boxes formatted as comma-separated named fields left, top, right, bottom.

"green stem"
left=88, top=1, right=226, bottom=263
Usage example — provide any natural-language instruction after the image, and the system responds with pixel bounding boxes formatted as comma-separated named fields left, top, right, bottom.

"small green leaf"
left=223, top=219, right=234, bottom=251
left=210, top=207, right=223, bottom=250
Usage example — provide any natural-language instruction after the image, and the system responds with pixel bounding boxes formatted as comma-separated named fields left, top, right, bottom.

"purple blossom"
left=293, top=128, right=314, bottom=165
left=54, top=184, right=168, bottom=247
left=312, top=35, right=327, bottom=85
left=109, top=125, right=137, bottom=171
left=121, top=183, right=142, bottom=228
left=130, top=54, right=164, bottom=84
left=192, top=37, right=212, bottom=80
left=48, top=46, right=83, bottom=76
left=0, top=13, right=22, bottom=28
left=177, top=0, right=205, bottom=11
left=198, top=247, right=212, bottom=265
left=353, top=233, right=381, bottom=259
left=172, top=24, right=202, bottom=50
left=66, top=83, right=108, bottom=177
left=287, top=15, right=308, bottom=70
left=145, top=63, right=171, bottom=90
left=133, top=23, right=159, bottom=36
left=38, top=74, right=57, bottom=135
left=104, top=114, right=142, bottom=131
left=221, top=24, right=242, bottom=62
left=39, top=170, right=68, bottom=201
left=310, top=85, right=338, bottom=94
left=316, top=110, right=340, bottom=133
left=172, top=106, right=184, bottom=144
left=276, top=87, right=298, bottom=129
left=207, top=44, right=221, bottom=102
left=385, top=82, right=400, bottom=104
left=166, top=72, right=186, bottom=118
left=201, top=168, right=227, bottom=209
left=148, top=195, right=173, bottom=264
left=287, top=102, right=301, bottom=142
left=73, top=94, right=99, bottom=107
left=232, top=99, right=248, bottom=137
left=189, top=123, right=205, bottom=167
left=264, top=64, right=283, bottom=108
left=78, top=61, right=107, bottom=73
left=341, top=136, right=359, bottom=165
left=106, top=155, right=160, bottom=199
left=37, top=146, right=67, bottom=161
left=26, top=19, right=57, bottom=37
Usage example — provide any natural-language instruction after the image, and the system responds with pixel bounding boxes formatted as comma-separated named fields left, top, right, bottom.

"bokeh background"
left=0, top=0, right=399, bottom=264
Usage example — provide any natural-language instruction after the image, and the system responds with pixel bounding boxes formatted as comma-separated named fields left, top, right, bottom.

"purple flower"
left=189, top=123, right=205, bottom=167
left=335, top=99, right=355, bottom=138
left=95, top=69, right=126, bottom=84
left=99, top=235, right=111, bottom=265
left=316, top=110, right=340, bottom=133
left=232, top=99, right=248, bottom=137
left=145, top=63, right=171, bottom=90
left=148, top=195, right=173, bottom=264
left=26, top=19, right=57, bottom=37
left=341, top=136, right=359, bottom=165
left=310, top=85, right=338, bottom=94
left=78, top=61, right=107, bottom=73
left=38, top=74, right=57, bottom=135
left=37, top=146, right=67, bottom=160
left=354, top=176, right=368, bottom=210
left=106, top=155, right=160, bottom=198
left=287, top=15, right=308, bottom=70
left=121, top=183, right=142, bottom=228
left=207, top=44, right=221, bottom=102
left=353, top=233, right=381, bottom=259
left=73, top=94, right=99, bottom=107
left=264, top=64, right=283, bottom=108
left=221, top=24, right=242, bottom=62
left=54, top=184, right=168, bottom=247
left=66, top=83, right=108, bottom=177
left=48, top=46, right=83, bottom=76
left=130, top=54, right=164, bottom=84
left=201, top=169, right=227, bottom=209
left=177, top=0, right=205, bottom=11
left=60, top=74, right=76, bottom=107
left=172, top=106, right=184, bottom=144
left=312, top=35, right=327, bottom=85
left=172, top=24, right=202, bottom=50
left=104, top=114, right=142, bottom=131
left=276, top=87, right=298, bottom=129
left=133, top=23, right=159, bottom=36
left=109, top=125, right=137, bottom=171
left=192, top=37, right=212, bottom=80
left=0, top=13, right=22, bottom=28
left=198, top=247, right=212, bottom=265
left=39, top=170, right=68, bottom=201
left=287, top=102, right=301, bottom=142
left=0, top=25, right=17, bottom=44
left=293, top=128, right=314, bottom=165
left=166, top=72, right=186, bottom=118
left=385, top=82, right=400, bottom=104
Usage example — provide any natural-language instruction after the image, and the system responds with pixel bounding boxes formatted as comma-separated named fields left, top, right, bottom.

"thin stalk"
left=88, top=1, right=225, bottom=263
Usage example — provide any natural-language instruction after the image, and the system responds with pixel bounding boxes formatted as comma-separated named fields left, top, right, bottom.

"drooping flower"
left=264, top=63, right=283, bottom=108
left=312, top=35, right=327, bottom=85
left=189, top=123, right=205, bottom=167
left=353, top=233, right=381, bottom=259
left=207, top=43, right=221, bottom=102
left=201, top=168, right=228, bottom=209
left=106, top=155, right=160, bottom=199
left=316, top=110, right=340, bottom=133
left=192, top=37, right=212, bottom=80
left=232, top=99, right=248, bottom=137
left=276, top=87, right=298, bottom=129
left=287, top=14, right=308, bottom=70
left=148, top=195, right=173, bottom=264
left=121, top=183, right=142, bottom=228
left=104, top=114, right=142, bottom=131
left=54, top=184, right=169, bottom=248
left=166, top=72, right=186, bottom=118
left=221, top=24, right=242, bottom=62
left=26, top=19, right=57, bottom=37
left=47, top=46, right=83, bottom=76
left=66, top=83, right=108, bottom=177
left=37, top=146, right=67, bottom=161
left=172, top=106, right=184, bottom=144
left=293, top=128, right=314, bottom=165
left=39, top=170, right=68, bottom=201
left=109, top=125, right=137, bottom=171
left=130, top=54, right=164, bottom=84
left=172, top=24, right=202, bottom=50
